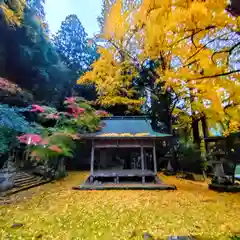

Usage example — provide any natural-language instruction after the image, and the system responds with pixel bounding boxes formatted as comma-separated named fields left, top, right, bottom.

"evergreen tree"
left=0, top=2, right=71, bottom=106
left=26, top=0, right=45, bottom=20
left=53, top=14, right=99, bottom=77
left=53, top=14, right=99, bottom=99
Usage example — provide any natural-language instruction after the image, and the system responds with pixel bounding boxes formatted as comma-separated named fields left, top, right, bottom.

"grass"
left=0, top=172, right=240, bottom=240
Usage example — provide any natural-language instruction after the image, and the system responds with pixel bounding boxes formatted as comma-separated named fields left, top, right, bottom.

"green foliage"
left=22, top=99, right=103, bottom=163
left=52, top=14, right=99, bottom=101
left=0, top=104, right=33, bottom=132
left=26, top=0, right=45, bottom=21
left=0, top=126, right=16, bottom=154
left=77, top=113, right=101, bottom=133
left=53, top=14, right=99, bottom=76
left=61, top=97, right=101, bottom=133
left=0, top=104, right=38, bottom=155
left=0, top=2, right=72, bottom=106
left=231, top=236, right=240, bottom=240
left=30, top=141, right=74, bottom=161
left=0, top=1, right=100, bottom=108
left=177, top=141, right=207, bottom=174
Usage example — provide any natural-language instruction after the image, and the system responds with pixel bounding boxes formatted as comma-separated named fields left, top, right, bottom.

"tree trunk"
left=52, top=158, right=66, bottom=179
left=192, top=118, right=201, bottom=148
left=190, top=88, right=201, bottom=148
left=232, top=163, right=236, bottom=184
left=228, top=0, right=240, bottom=17
left=201, top=115, right=209, bottom=138
left=58, top=158, right=65, bottom=173
left=201, top=115, right=209, bottom=152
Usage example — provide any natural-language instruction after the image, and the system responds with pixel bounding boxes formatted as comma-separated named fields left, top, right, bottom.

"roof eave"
left=81, top=135, right=173, bottom=140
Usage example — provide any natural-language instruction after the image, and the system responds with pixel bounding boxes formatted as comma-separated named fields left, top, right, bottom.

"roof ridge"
left=102, top=116, right=149, bottom=120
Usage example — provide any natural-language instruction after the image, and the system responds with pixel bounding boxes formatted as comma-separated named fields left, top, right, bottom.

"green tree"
left=26, top=0, right=45, bottom=20
left=53, top=14, right=99, bottom=98
left=53, top=14, right=99, bottom=76
left=0, top=3, right=71, bottom=106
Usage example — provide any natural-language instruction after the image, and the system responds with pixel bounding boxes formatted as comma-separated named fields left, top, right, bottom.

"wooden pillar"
left=169, top=137, right=175, bottom=172
left=141, top=144, right=145, bottom=183
left=90, top=140, right=95, bottom=183
left=100, top=148, right=107, bottom=169
left=153, top=142, right=157, bottom=174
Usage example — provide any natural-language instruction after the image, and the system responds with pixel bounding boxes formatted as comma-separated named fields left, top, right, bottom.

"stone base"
left=211, top=176, right=233, bottom=185
left=178, top=172, right=205, bottom=182
left=209, top=183, right=240, bottom=192
left=73, top=183, right=177, bottom=191
left=163, top=170, right=176, bottom=176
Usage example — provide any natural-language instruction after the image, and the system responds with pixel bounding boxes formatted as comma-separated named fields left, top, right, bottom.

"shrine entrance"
left=89, top=139, right=158, bottom=184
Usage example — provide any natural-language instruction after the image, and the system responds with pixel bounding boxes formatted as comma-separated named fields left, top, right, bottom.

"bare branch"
left=168, top=26, right=216, bottom=48
left=189, top=69, right=240, bottom=81
left=184, top=32, right=230, bottom=64
left=211, top=41, right=240, bottom=64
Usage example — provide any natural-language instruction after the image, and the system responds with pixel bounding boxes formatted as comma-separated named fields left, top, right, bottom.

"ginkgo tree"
left=78, top=0, right=240, bottom=139
left=0, top=0, right=26, bottom=26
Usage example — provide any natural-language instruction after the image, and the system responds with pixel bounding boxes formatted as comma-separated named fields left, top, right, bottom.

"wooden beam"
left=141, top=143, right=145, bottom=183
left=153, top=143, right=157, bottom=175
left=90, top=140, right=95, bottom=175
left=94, top=144, right=153, bottom=148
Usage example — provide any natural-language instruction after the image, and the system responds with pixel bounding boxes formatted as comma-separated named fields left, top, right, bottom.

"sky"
left=45, top=0, right=102, bottom=37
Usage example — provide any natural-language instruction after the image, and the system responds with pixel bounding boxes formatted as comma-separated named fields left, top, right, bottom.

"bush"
left=0, top=104, right=38, bottom=156
left=0, top=78, right=33, bottom=107
left=176, top=141, right=207, bottom=174
left=16, top=97, right=109, bottom=176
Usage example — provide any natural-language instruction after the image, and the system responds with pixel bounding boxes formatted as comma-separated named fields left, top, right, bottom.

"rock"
left=0, top=177, right=5, bottom=184
left=182, top=173, right=205, bottom=182
left=0, top=177, right=14, bottom=192
left=33, top=166, right=46, bottom=176
left=1, top=160, right=18, bottom=174
left=11, top=223, right=24, bottom=228
left=33, top=165, right=53, bottom=178
left=184, top=173, right=195, bottom=181
left=212, top=176, right=232, bottom=185
left=164, top=170, right=176, bottom=176
left=192, top=174, right=205, bottom=182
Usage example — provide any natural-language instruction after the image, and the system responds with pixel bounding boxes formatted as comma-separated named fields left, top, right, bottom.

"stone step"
left=3, top=179, right=51, bottom=197
left=14, top=178, right=42, bottom=187
left=14, top=172, right=33, bottom=178
left=12, top=172, right=43, bottom=187
left=14, top=175, right=37, bottom=182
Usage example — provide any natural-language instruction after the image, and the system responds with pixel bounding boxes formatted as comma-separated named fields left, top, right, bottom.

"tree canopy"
left=79, top=0, right=240, bottom=136
left=0, top=1, right=99, bottom=107
left=0, top=0, right=26, bottom=26
left=53, top=14, right=99, bottom=77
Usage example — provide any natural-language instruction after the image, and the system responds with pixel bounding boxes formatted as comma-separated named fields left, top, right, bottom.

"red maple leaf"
left=30, top=104, right=45, bottom=113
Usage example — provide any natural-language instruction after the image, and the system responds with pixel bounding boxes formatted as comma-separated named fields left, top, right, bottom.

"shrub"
left=176, top=141, right=207, bottom=174
left=17, top=97, right=109, bottom=163
left=0, top=104, right=38, bottom=155
left=0, top=78, right=33, bottom=107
